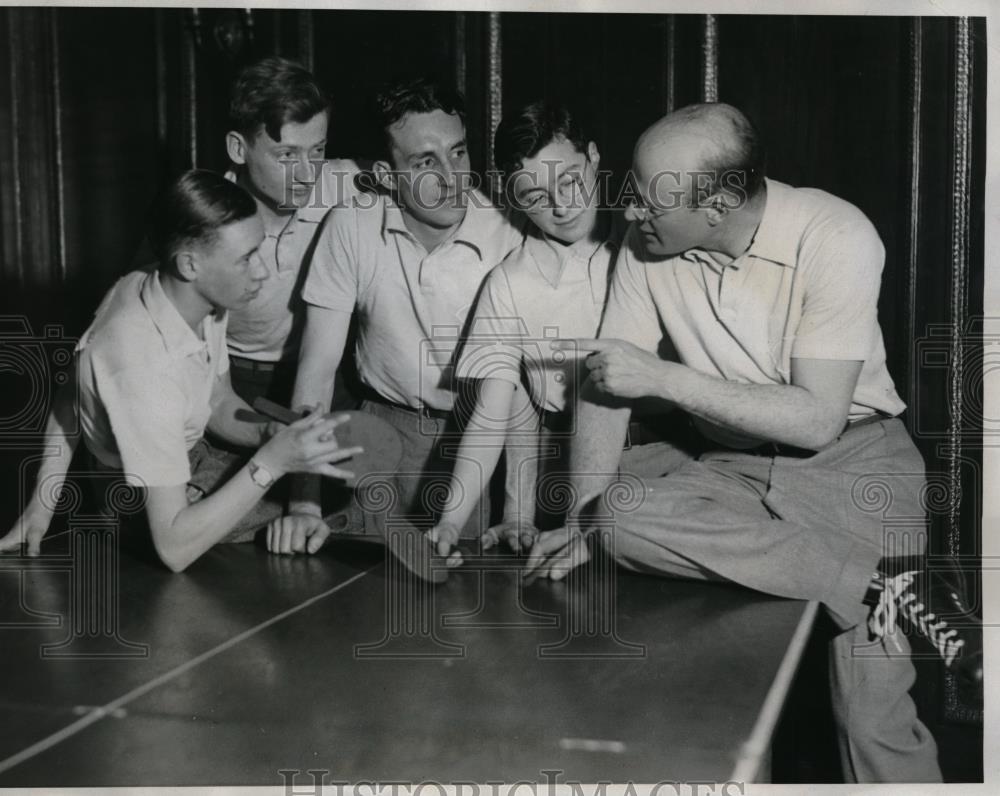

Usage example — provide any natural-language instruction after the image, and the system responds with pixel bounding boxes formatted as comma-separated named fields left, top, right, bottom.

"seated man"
left=0, top=171, right=358, bottom=571
left=428, top=101, right=619, bottom=556
left=291, top=78, right=524, bottom=537
left=223, top=56, right=359, bottom=409
left=526, top=103, right=981, bottom=782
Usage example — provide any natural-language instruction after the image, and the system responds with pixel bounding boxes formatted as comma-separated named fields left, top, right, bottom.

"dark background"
left=0, top=7, right=986, bottom=781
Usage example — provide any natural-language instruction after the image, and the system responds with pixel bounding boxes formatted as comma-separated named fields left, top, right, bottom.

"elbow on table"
left=152, top=533, right=194, bottom=574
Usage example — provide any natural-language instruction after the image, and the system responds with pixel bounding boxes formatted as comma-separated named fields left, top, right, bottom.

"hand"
left=523, top=526, right=590, bottom=581
left=260, top=403, right=321, bottom=444
left=0, top=510, right=51, bottom=557
left=552, top=338, right=671, bottom=400
left=427, top=520, right=462, bottom=562
left=265, top=513, right=333, bottom=555
left=482, top=518, right=540, bottom=553
left=257, top=410, right=362, bottom=480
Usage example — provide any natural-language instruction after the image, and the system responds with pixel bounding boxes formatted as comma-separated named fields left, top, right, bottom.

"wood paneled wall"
left=0, top=6, right=985, bottom=730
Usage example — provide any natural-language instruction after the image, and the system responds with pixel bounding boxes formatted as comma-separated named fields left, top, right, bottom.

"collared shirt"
left=76, top=271, right=229, bottom=487
left=225, top=159, right=360, bottom=362
left=600, top=178, right=905, bottom=447
left=456, top=223, right=618, bottom=413
left=302, top=191, right=524, bottom=410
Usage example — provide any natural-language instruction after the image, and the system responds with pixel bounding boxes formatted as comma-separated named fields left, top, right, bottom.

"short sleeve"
left=792, top=216, right=885, bottom=360
left=100, top=368, right=191, bottom=488
left=597, top=226, right=663, bottom=353
left=301, top=205, right=361, bottom=312
left=456, top=266, right=525, bottom=385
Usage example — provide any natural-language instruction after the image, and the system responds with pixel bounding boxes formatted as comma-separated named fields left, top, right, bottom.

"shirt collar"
left=381, top=190, right=498, bottom=260
left=224, top=167, right=325, bottom=232
left=742, top=178, right=799, bottom=268
left=525, top=217, right=621, bottom=288
left=140, top=271, right=210, bottom=359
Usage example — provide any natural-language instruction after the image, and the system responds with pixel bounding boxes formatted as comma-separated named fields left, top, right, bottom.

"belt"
left=362, top=392, right=454, bottom=421
left=229, top=355, right=279, bottom=373
left=624, top=420, right=678, bottom=449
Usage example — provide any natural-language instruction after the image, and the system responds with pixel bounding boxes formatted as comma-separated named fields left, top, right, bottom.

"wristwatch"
left=248, top=459, right=275, bottom=489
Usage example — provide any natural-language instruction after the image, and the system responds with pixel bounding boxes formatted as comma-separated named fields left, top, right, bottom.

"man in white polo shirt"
left=0, top=171, right=358, bottom=570
left=427, top=100, right=620, bottom=556
left=291, top=78, right=523, bottom=536
left=223, top=56, right=359, bottom=409
left=526, top=103, right=980, bottom=782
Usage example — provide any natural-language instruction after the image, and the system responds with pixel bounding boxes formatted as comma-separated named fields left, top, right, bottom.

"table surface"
left=0, top=527, right=816, bottom=788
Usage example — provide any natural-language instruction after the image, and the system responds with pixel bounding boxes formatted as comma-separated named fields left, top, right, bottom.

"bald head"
left=635, top=103, right=765, bottom=208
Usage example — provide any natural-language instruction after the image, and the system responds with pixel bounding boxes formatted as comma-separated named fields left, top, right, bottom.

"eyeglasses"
left=626, top=201, right=671, bottom=222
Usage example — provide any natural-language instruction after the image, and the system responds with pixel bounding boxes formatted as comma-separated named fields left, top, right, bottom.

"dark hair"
left=493, top=101, right=589, bottom=186
left=228, top=56, right=329, bottom=142
left=671, top=103, right=766, bottom=205
left=148, top=170, right=257, bottom=266
left=374, top=77, right=466, bottom=160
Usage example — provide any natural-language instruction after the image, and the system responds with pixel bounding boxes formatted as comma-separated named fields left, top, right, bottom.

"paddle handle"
left=251, top=397, right=307, bottom=426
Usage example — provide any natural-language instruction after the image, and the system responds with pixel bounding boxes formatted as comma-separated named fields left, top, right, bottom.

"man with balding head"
left=526, top=103, right=980, bottom=782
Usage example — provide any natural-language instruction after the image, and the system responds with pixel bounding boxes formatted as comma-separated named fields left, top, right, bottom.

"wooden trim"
left=485, top=11, right=502, bottom=171
left=904, top=18, right=922, bottom=426
left=701, top=14, right=718, bottom=103
left=182, top=9, right=199, bottom=168
left=454, top=12, right=467, bottom=97
left=8, top=12, right=24, bottom=285
left=946, top=16, right=972, bottom=556
left=50, top=11, right=66, bottom=283
left=297, top=10, right=314, bottom=71
left=664, top=15, right=676, bottom=113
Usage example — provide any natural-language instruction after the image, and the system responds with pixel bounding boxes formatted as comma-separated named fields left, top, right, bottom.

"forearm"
left=207, top=390, right=265, bottom=448
left=289, top=310, right=348, bottom=515
left=439, top=379, right=516, bottom=530
left=501, top=385, right=540, bottom=523
left=26, top=386, right=81, bottom=520
left=566, top=387, right=631, bottom=522
left=663, top=365, right=843, bottom=450
left=152, top=464, right=277, bottom=572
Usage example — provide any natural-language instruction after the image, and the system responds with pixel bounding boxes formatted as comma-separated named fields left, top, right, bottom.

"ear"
left=226, top=131, right=249, bottom=166
left=586, top=141, right=600, bottom=166
left=172, top=250, right=199, bottom=282
left=372, top=159, right=397, bottom=192
left=703, top=193, right=729, bottom=227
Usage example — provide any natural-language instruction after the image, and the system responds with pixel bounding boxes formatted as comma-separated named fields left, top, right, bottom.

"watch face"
left=250, top=461, right=274, bottom=488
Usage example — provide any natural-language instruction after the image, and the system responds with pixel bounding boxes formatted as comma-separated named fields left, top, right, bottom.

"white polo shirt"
left=225, top=159, right=359, bottom=362
left=302, top=191, right=524, bottom=410
left=600, top=178, right=906, bottom=447
left=456, top=226, right=617, bottom=413
left=76, top=270, right=230, bottom=487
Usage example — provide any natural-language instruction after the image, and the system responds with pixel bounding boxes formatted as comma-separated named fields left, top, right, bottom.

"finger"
left=446, top=549, right=463, bottom=568
left=291, top=523, right=308, bottom=553
left=519, top=528, right=539, bottom=552
left=549, top=535, right=589, bottom=581
left=303, top=445, right=363, bottom=469
left=524, top=531, right=567, bottom=574
left=500, top=525, right=522, bottom=552
left=306, top=522, right=332, bottom=554
left=480, top=526, right=500, bottom=550
left=0, top=530, right=22, bottom=553
left=280, top=523, right=295, bottom=555
left=314, top=464, right=356, bottom=481
left=551, top=338, right=611, bottom=354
